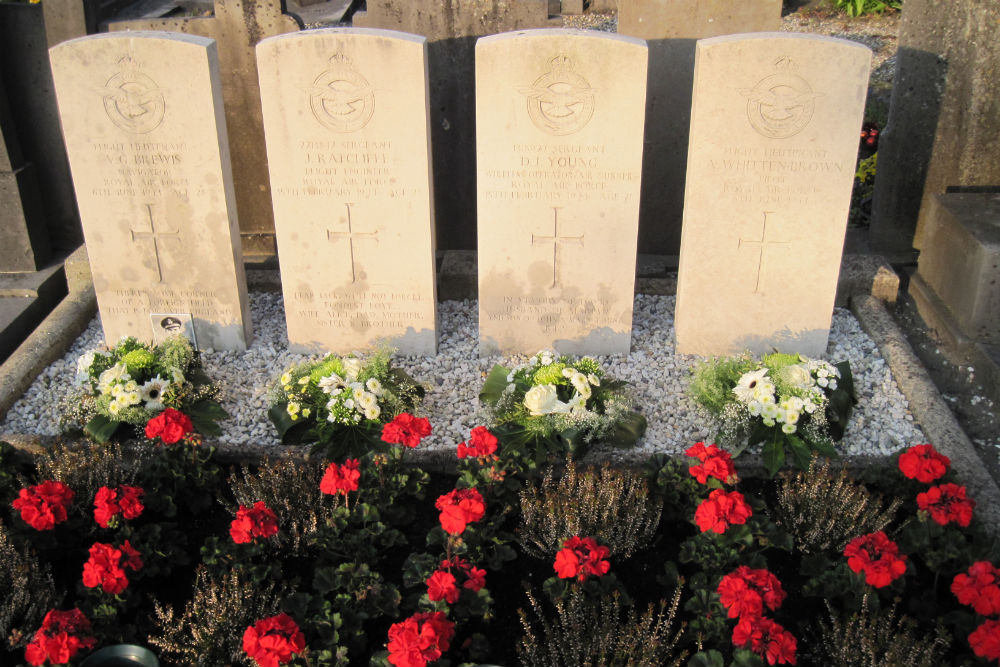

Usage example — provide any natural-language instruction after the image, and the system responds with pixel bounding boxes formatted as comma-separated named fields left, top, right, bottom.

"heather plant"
left=149, top=566, right=286, bottom=667
left=226, top=454, right=334, bottom=555
left=811, top=594, right=950, bottom=667
left=0, top=520, right=59, bottom=651
left=771, top=455, right=901, bottom=553
left=518, top=459, right=660, bottom=559
left=518, top=586, right=687, bottom=667
left=34, top=440, right=146, bottom=509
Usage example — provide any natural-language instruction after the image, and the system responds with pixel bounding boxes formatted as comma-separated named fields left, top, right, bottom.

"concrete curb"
left=0, top=284, right=96, bottom=423
left=851, top=294, right=1000, bottom=532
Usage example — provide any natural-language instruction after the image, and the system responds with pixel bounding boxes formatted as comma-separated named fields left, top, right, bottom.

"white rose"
left=780, top=364, right=814, bottom=390
left=342, top=358, right=362, bottom=381
left=523, top=384, right=569, bottom=416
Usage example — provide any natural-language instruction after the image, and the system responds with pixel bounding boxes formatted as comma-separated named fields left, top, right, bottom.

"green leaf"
left=609, top=411, right=647, bottom=448
left=687, top=650, right=726, bottom=667
left=478, top=365, right=511, bottom=406
left=187, top=399, right=228, bottom=436
left=786, top=435, right=812, bottom=471
left=85, top=415, right=121, bottom=443
left=762, top=438, right=785, bottom=477
left=267, top=402, right=311, bottom=445
left=732, top=648, right=765, bottom=666
left=811, top=438, right=840, bottom=459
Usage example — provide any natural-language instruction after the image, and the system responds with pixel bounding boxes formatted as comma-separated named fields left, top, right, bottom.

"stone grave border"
left=1, top=251, right=998, bottom=534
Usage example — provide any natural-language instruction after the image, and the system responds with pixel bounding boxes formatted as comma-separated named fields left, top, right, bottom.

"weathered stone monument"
left=910, top=193, right=1000, bottom=347
left=675, top=33, right=870, bottom=356
left=50, top=32, right=252, bottom=350
left=477, top=29, right=647, bottom=355
left=257, top=28, right=437, bottom=355
left=353, top=0, right=555, bottom=252
left=869, top=0, right=1000, bottom=260
left=110, top=0, right=302, bottom=262
left=617, top=0, right=782, bottom=257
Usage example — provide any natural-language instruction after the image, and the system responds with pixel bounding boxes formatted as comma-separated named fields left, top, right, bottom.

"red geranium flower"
left=917, top=483, right=975, bottom=527
left=243, top=613, right=306, bottom=667
left=952, top=562, right=1000, bottom=616
left=24, top=608, right=96, bottom=667
left=898, top=444, right=950, bottom=483
left=434, top=488, right=485, bottom=535
left=553, top=536, right=611, bottom=581
left=686, top=442, right=738, bottom=485
left=387, top=611, right=455, bottom=667
left=843, top=531, right=907, bottom=588
left=717, top=566, right=787, bottom=619
left=733, top=616, right=797, bottom=666
left=82, top=541, right=141, bottom=595
left=145, top=408, right=194, bottom=444
left=426, top=570, right=459, bottom=604
left=694, top=489, right=752, bottom=534
left=319, top=459, right=361, bottom=496
left=970, top=618, right=1000, bottom=662
left=230, top=501, right=280, bottom=544
left=382, top=413, right=432, bottom=448
left=12, top=480, right=75, bottom=531
left=457, top=426, right=499, bottom=459
left=93, top=485, right=145, bottom=528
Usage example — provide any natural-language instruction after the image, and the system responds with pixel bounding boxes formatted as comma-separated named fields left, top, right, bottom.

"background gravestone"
left=675, top=33, right=870, bottom=357
left=258, top=28, right=438, bottom=355
left=477, top=29, right=647, bottom=355
left=50, top=32, right=252, bottom=350
left=353, top=0, right=556, bottom=252
left=869, top=0, right=1000, bottom=260
left=617, top=0, right=782, bottom=257
left=110, top=0, right=303, bottom=263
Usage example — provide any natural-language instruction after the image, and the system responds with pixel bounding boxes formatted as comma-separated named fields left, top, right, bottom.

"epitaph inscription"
left=674, top=33, right=871, bottom=356
left=257, top=29, right=437, bottom=355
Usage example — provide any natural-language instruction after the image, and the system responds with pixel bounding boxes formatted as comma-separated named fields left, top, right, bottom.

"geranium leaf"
left=811, top=438, right=839, bottom=459
left=85, top=415, right=121, bottom=443
left=787, top=435, right=812, bottom=470
left=187, top=399, right=228, bottom=436
left=687, top=650, right=725, bottom=667
left=479, top=365, right=510, bottom=406
left=762, top=438, right=785, bottom=477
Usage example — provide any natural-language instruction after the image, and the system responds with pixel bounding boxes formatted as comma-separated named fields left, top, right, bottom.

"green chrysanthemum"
left=532, top=363, right=567, bottom=386
left=122, top=349, right=156, bottom=376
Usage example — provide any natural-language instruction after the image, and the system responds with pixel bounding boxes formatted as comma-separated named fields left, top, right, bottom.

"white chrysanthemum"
left=761, top=403, right=780, bottom=420
left=782, top=423, right=797, bottom=434
left=141, top=376, right=170, bottom=411
left=748, top=401, right=764, bottom=417
left=342, top=358, right=362, bottom=381
left=344, top=398, right=355, bottom=411
left=803, top=401, right=817, bottom=414
left=763, top=417, right=775, bottom=427
left=286, top=401, right=300, bottom=417
left=111, top=384, right=125, bottom=399
left=366, top=378, right=383, bottom=395
left=297, top=376, right=310, bottom=386
left=785, top=410, right=800, bottom=425
left=170, top=367, right=185, bottom=385
left=567, top=394, right=587, bottom=413
left=538, top=351, right=554, bottom=366
left=351, top=385, right=366, bottom=402
left=733, top=368, right=770, bottom=403
left=364, top=405, right=380, bottom=420
left=358, top=392, right=378, bottom=411
left=587, top=373, right=601, bottom=387
left=108, top=400, right=122, bottom=416
left=569, top=372, right=591, bottom=399
left=827, top=379, right=838, bottom=391
left=124, top=390, right=141, bottom=407
left=123, top=380, right=139, bottom=394
left=318, top=373, right=344, bottom=394
left=280, top=372, right=292, bottom=385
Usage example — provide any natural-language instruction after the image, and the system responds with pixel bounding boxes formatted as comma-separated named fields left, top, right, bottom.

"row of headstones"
left=49, top=28, right=870, bottom=358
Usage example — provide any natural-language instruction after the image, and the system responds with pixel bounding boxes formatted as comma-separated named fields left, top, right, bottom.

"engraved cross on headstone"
left=327, top=202, right=378, bottom=284
left=532, top=206, right=584, bottom=289
left=109, top=0, right=301, bottom=259
left=130, top=203, right=180, bottom=283
left=738, top=211, right=791, bottom=295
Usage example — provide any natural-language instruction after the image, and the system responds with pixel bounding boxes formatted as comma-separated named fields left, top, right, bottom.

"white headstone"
left=257, top=28, right=437, bottom=355
left=50, top=32, right=251, bottom=351
left=675, top=33, right=871, bottom=356
left=476, top=29, right=647, bottom=356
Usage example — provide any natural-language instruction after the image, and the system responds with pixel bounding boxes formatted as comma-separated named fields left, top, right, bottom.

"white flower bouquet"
left=266, top=348, right=424, bottom=459
left=479, top=350, right=646, bottom=469
left=689, top=352, right=855, bottom=475
left=68, top=335, right=225, bottom=442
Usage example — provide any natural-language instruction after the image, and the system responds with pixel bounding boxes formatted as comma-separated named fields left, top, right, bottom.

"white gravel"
left=1, top=292, right=924, bottom=458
